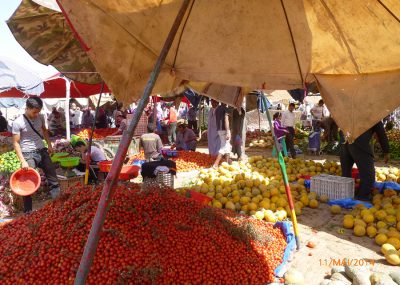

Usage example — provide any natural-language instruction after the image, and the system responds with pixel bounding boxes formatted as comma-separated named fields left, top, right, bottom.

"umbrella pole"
left=260, top=93, right=301, bottom=250
left=85, top=83, right=105, bottom=185
left=65, top=77, right=71, bottom=140
left=74, top=1, right=192, bottom=283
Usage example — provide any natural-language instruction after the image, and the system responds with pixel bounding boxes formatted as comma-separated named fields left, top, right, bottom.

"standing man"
left=310, top=99, right=327, bottom=130
left=231, top=106, right=246, bottom=161
left=167, top=104, right=178, bottom=145
left=207, top=99, right=221, bottom=157
left=212, top=102, right=231, bottom=168
left=281, top=103, right=296, bottom=158
left=340, top=122, right=389, bottom=201
left=12, top=97, right=60, bottom=213
left=187, top=106, right=198, bottom=134
left=69, top=102, right=80, bottom=129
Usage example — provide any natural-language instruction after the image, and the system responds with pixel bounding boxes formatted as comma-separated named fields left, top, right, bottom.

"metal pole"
left=74, top=1, right=192, bottom=283
left=64, top=77, right=71, bottom=140
left=85, top=83, right=105, bottom=185
left=260, top=92, right=301, bottom=250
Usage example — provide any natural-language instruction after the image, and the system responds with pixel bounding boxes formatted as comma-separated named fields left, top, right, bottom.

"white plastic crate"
left=310, top=174, right=354, bottom=199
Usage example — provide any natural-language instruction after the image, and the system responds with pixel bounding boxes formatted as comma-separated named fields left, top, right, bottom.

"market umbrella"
left=0, top=75, right=110, bottom=98
left=55, top=0, right=400, bottom=140
left=0, top=56, right=44, bottom=96
left=7, top=0, right=101, bottom=84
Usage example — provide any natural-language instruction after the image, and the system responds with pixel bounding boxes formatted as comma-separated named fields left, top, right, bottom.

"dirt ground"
left=2, top=146, right=398, bottom=283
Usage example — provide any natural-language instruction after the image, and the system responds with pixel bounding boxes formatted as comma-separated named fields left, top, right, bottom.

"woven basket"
left=58, top=176, right=85, bottom=193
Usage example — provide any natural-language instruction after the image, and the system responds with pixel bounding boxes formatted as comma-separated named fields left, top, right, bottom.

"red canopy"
left=0, top=76, right=110, bottom=98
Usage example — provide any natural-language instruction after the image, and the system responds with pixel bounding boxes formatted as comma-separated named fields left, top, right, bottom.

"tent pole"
left=65, top=77, right=71, bottom=140
left=260, top=92, right=301, bottom=250
left=85, top=83, right=105, bottom=185
left=74, top=0, right=192, bottom=283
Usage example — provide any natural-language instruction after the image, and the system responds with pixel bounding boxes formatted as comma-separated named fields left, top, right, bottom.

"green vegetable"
left=0, top=151, right=20, bottom=173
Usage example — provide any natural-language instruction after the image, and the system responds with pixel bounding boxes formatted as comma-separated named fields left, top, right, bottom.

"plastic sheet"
left=374, top=181, right=400, bottom=192
left=274, top=221, right=296, bottom=277
left=327, top=198, right=372, bottom=209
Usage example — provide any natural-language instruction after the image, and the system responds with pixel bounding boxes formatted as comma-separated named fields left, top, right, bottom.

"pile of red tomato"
left=74, top=128, right=118, bottom=140
left=130, top=151, right=214, bottom=172
left=0, top=183, right=287, bottom=284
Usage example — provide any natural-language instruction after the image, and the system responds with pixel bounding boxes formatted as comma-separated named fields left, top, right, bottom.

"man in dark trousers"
left=340, top=121, right=390, bottom=201
left=12, top=97, right=61, bottom=213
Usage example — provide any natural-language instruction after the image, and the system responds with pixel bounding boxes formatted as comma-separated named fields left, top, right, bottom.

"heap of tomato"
left=130, top=151, right=214, bottom=172
left=0, top=183, right=287, bottom=284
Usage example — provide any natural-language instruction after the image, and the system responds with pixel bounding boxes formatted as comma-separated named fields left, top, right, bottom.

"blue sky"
left=0, top=0, right=57, bottom=78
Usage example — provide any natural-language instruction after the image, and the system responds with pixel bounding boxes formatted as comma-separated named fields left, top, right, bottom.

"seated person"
left=171, top=123, right=197, bottom=151
left=74, top=141, right=106, bottom=182
left=111, top=112, right=127, bottom=136
left=140, top=124, right=163, bottom=161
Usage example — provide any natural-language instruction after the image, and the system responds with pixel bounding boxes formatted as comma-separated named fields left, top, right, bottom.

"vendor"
left=73, top=141, right=106, bottom=182
left=0, top=111, right=8, bottom=132
left=47, top=107, right=64, bottom=137
left=111, top=112, right=127, bottom=136
left=171, top=123, right=197, bottom=151
left=340, top=121, right=389, bottom=201
left=139, top=124, right=163, bottom=161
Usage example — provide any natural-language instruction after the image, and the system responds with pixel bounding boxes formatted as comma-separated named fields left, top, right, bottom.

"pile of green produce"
left=389, top=141, right=400, bottom=160
left=0, top=151, right=20, bottom=173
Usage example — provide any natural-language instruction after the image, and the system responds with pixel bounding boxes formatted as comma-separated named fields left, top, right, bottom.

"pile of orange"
left=129, top=151, right=214, bottom=172
left=74, top=128, right=118, bottom=140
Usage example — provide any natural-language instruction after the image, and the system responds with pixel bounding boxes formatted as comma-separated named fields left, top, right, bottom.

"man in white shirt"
left=310, top=99, right=327, bottom=130
left=281, top=103, right=296, bottom=158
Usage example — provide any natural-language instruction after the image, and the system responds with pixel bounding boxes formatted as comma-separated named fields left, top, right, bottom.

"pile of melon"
left=180, top=156, right=341, bottom=222
left=376, top=166, right=400, bottom=183
left=340, top=190, right=400, bottom=262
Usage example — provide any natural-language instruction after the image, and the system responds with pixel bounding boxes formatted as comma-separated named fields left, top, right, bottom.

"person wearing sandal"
left=12, top=97, right=61, bottom=214
left=212, top=103, right=232, bottom=168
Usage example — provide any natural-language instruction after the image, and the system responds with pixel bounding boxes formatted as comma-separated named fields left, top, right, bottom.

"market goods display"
left=0, top=183, right=288, bottom=284
left=0, top=151, right=20, bottom=173
left=320, top=265, right=400, bottom=285
left=340, top=190, right=400, bottom=264
left=52, top=139, right=74, bottom=154
left=129, top=151, right=214, bottom=172
left=74, top=128, right=118, bottom=140
left=0, top=134, right=13, bottom=154
left=375, top=167, right=400, bottom=183
left=0, top=175, right=16, bottom=217
left=182, top=156, right=342, bottom=221
left=247, top=131, right=274, bottom=148
left=388, top=130, right=400, bottom=144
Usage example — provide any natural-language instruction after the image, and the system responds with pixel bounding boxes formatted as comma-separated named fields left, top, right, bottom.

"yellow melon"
left=354, top=225, right=366, bottom=237
left=330, top=205, right=341, bottom=215
left=375, top=233, right=388, bottom=245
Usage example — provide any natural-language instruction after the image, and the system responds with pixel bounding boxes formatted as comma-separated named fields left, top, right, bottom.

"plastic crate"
left=104, top=136, right=139, bottom=157
left=310, top=174, right=354, bottom=199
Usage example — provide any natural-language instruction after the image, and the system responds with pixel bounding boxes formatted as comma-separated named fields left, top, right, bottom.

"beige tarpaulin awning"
left=51, top=0, right=400, bottom=139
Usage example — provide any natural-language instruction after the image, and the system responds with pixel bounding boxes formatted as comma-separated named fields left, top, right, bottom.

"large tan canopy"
left=54, top=0, right=400, bottom=139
